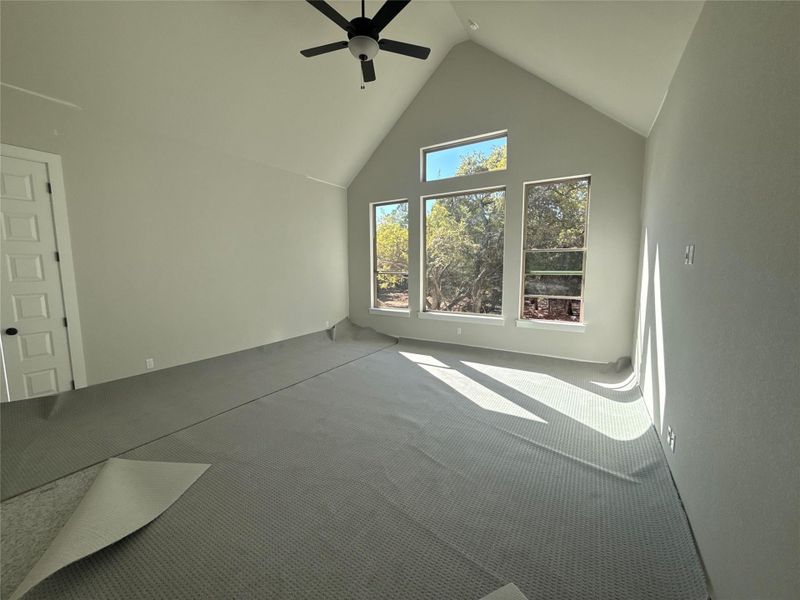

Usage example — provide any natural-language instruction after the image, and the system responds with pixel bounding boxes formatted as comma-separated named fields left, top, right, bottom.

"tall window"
left=422, top=132, right=507, bottom=182
left=424, top=188, right=505, bottom=315
left=372, top=200, right=409, bottom=309
left=521, top=176, right=590, bottom=322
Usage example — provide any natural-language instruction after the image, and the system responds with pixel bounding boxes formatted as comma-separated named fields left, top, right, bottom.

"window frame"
left=421, top=185, right=507, bottom=317
left=519, top=175, right=591, bottom=324
left=420, top=130, right=508, bottom=183
left=370, top=198, right=409, bottom=311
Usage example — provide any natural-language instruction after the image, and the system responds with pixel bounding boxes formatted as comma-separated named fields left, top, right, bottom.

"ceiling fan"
left=300, top=0, right=431, bottom=84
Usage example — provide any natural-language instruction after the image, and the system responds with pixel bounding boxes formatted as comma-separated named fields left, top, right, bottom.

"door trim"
left=1, top=143, right=87, bottom=391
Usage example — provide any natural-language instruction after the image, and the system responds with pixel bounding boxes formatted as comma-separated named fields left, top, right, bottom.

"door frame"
left=1, top=143, right=87, bottom=392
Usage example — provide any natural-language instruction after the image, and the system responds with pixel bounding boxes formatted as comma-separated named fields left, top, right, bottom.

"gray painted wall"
left=348, top=42, right=644, bottom=363
left=0, top=90, right=349, bottom=385
left=633, top=2, right=800, bottom=597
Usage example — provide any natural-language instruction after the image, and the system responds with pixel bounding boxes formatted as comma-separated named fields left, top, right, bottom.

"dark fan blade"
left=379, top=38, right=430, bottom=60
left=306, top=0, right=353, bottom=32
left=361, top=60, right=376, bottom=82
left=300, top=40, right=349, bottom=57
left=371, top=0, right=411, bottom=33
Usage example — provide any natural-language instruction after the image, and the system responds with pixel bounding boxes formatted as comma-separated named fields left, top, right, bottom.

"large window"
left=422, top=132, right=507, bottom=182
left=424, top=188, right=505, bottom=315
left=521, top=176, right=590, bottom=322
left=372, top=200, right=409, bottom=309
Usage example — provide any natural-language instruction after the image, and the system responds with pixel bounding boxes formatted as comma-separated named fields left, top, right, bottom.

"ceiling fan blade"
left=361, top=60, right=376, bottom=82
left=371, top=0, right=411, bottom=33
left=300, top=40, right=349, bottom=57
left=378, top=38, right=430, bottom=60
left=306, top=0, right=353, bottom=32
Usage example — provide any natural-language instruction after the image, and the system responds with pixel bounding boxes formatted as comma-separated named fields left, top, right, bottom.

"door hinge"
left=46, top=182, right=53, bottom=194
left=63, top=317, right=68, bottom=327
left=55, top=251, right=61, bottom=262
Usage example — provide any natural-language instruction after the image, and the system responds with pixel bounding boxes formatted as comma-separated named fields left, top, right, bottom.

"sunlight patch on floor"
left=398, top=352, right=448, bottom=368
left=461, top=362, right=651, bottom=441
left=400, top=352, right=547, bottom=423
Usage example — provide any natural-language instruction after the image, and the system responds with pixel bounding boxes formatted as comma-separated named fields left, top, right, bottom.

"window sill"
left=418, top=311, right=505, bottom=326
left=515, top=319, right=586, bottom=333
left=369, top=307, right=411, bottom=318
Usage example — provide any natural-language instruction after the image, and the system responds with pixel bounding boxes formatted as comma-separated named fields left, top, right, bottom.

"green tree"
left=425, top=201, right=470, bottom=310
left=455, top=144, right=507, bottom=176
left=426, top=144, right=506, bottom=314
left=524, top=179, right=588, bottom=249
left=374, top=144, right=508, bottom=313
left=375, top=203, right=408, bottom=295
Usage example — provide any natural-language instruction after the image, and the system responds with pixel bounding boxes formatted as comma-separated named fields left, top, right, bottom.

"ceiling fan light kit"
left=349, top=36, right=379, bottom=62
left=300, top=0, right=431, bottom=84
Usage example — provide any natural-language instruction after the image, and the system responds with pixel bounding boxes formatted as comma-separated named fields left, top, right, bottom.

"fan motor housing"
left=347, top=17, right=379, bottom=39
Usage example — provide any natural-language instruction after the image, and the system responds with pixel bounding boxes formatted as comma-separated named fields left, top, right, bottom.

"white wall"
left=633, top=2, right=800, bottom=597
left=348, top=42, right=644, bottom=363
left=1, top=90, right=349, bottom=385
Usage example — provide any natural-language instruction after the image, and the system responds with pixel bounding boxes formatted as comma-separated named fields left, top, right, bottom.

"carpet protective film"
left=1, top=320, right=395, bottom=500
left=7, top=459, right=209, bottom=600
left=3, top=338, right=707, bottom=599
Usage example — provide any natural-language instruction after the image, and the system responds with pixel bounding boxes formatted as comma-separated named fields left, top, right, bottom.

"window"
left=372, top=200, right=409, bottom=309
left=422, top=132, right=507, bottom=182
left=424, top=188, right=505, bottom=315
left=521, top=176, right=590, bottom=322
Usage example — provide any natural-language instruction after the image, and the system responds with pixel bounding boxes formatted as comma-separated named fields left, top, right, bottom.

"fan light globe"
left=348, top=36, right=379, bottom=61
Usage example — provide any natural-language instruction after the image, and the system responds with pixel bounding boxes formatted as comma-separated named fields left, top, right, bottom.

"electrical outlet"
left=145, top=358, right=155, bottom=370
left=666, top=426, right=676, bottom=453
left=457, top=327, right=462, bottom=335
left=684, top=244, right=695, bottom=265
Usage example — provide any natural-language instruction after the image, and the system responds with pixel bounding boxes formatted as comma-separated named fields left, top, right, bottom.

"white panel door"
left=1, top=155, right=73, bottom=400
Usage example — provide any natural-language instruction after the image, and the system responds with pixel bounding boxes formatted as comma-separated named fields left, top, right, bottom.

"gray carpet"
left=0, top=320, right=395, bottom=500
left=2, top=338, right=708, bottom=599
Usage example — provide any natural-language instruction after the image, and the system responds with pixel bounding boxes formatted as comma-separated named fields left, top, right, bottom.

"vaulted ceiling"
left=0, top=1, right=703, bottom=188
left=450, top=1, right=704, bottom=135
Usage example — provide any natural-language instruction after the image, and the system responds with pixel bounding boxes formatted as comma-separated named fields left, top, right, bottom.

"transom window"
left=372, top=200, right=409, bottom=309
left=423, top=187, right=505, bottom=315
left=422, top=131, right=507, bottom=182
left=521, top=176, right=590, bottom=322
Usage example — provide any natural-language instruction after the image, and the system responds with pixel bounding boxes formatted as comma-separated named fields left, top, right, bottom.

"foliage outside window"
left=522, top=176, right=590, bottom=322
left=424, top=187, right=505, bottom=315
left=423, top=132, right=507, bottom=182
left=372, top=200, right=409, bottom=309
